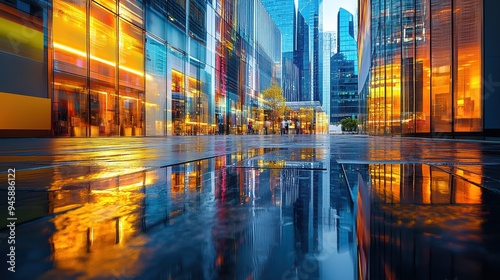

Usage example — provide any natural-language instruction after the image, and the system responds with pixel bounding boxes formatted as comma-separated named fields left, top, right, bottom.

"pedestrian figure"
left=281, top=119, right=286, bottom=135
left=295, top=120, right=300, bottom=134
left=264, top=120, right=270, bottom=135
left=285, top=120, right=289, bottom=134
left=247, top=122, right=253, bottom=134
left=218, top=115, right=224, bottom=135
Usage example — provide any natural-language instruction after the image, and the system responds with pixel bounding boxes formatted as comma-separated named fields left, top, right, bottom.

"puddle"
left=1, top=150, right=500, bottom=279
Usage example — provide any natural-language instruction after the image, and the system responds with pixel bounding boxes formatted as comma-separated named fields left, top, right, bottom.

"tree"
left=340, top=117, right=358, bottom=132
left=261, top=84, right=286, bottom=133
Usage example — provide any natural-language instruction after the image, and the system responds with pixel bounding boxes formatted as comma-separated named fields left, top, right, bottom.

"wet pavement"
left=1, top=135, right=500, bottom=279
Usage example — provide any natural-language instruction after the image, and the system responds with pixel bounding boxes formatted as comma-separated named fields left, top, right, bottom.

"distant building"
left=261, top=0, right=300, bottom=101
left=298, top=0, right=323, bottom=104
left=295, top=12, right=312, bottom=102
left=321, top=31, right=336, bottom=119
left=330, top=8, right=359, bottom=124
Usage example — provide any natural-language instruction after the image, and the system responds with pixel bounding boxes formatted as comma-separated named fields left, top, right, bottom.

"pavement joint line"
left=336, top=160, right=500, bottom=165
left=340, top=164, right=355, bottom=206
left=229, top=166, right=327, bottom=170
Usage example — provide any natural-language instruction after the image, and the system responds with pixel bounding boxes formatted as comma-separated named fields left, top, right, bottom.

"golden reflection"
left=370, top=164, right=401, bottom=203
left=454, top=165, right=482, bottom=185
left=53, top=42, right=144, bottom=77
left=454, top=177, right=482, bottom=204
left=369, top=163, right=486, bottom=261
left=49, top=171, right=148, bottom=278
left=421, top=165, right=431, bottom=204
left=378, top=204, right=483, bottom=241
left=171, top=173, right=185, bottom=194
left=370, top=164, right=482, bottom=205
left=50, top=167, right=145, bottom=191
left=430, top=168, right=451, bottom=203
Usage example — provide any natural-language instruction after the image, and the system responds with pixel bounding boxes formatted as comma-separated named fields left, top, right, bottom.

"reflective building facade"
left=321, top=31, right=335, bottom=119
left=295, top=11, right=311, bottom=102
left=331, top=8, right=359, bottom=124
left=359, top=0, right=500, bottom=138
left=0, top=0, right=281, bottom=137
left=261, top=0, right=300, bottom=102
left=298, top=0, right=322, bottom=103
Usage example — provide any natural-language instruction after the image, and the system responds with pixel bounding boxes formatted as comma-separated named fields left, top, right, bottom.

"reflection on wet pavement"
left=1, top=145, right=500, bottom=279
left=359, top=164, right=500, bottom=280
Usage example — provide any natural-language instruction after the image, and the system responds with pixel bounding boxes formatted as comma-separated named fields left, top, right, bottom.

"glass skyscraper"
left=358, top=0, right=500, bottom=139
left=261, top=0, right=300, bottom=102
left=330, top=8, right=359, bottom=124
left=298, top=0, right=322, bottom=103
left=321, top=31, right=335, bottom=119
left=0, top=0, right=281, bottom=137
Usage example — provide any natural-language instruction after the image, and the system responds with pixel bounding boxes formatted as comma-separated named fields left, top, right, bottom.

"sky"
left=323, top=0, right=358, bottom=32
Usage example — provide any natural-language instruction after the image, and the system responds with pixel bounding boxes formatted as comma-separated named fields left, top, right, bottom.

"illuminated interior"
left=1, top=0, right=281, bottom=136
left=368, top=0, right=483, bottom=135
left=172, top=69, right=185, bottom=135
left=49, top=171, right=146, bottom=278
left=51, top=0, right=146, bottom=136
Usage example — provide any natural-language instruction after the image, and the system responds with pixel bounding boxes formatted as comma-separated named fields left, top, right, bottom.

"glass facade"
left=295, top=12, right=311, bottom=102
left=261, top=0, right=300, bottom=102
left=0, top=0, right=281, bottom=137
left=298, top=0, right=322, bottom=103
left=321, top=31, right=335, bottom=118
left=330, top=8, right=359, bottom=124
left=362, top=0, right=483, bottom=136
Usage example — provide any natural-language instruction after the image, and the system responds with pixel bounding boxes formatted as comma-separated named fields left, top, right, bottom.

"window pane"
left=119, top=19, right=144, bottom=136
left=388, top=0, right=401, bottom=134
left=145, top=35, right=167, bottom=136
left=53, top=72, right=88, bottom=136
left=119, top=86, right=144, bottom=135
left=453, top=0, right=482, bottom=132
left=415, top=0, right=431, bottom=133
left=53, top=0, right=87, bottom=75
left=90, top=3, right=118, bottom=136
left=90, top=81, right=118, bottom=136
left=402, top=0, right=415, bottom=134
left=90, top=3, right=116, bottom=83
left=94, top=0, right=116, bottom=13
left=119, top=0, right=143, bottom=27
left=169, top=48, right=185, bottom=135
left=119, top=19, right=144, bottom=88
left=431, top=0, right=452, bottom=133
